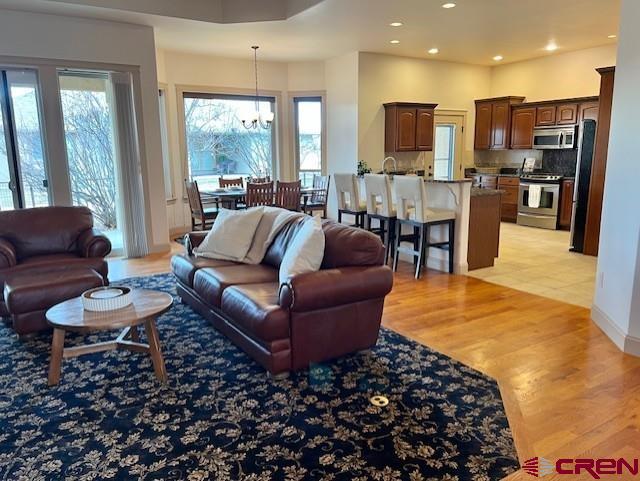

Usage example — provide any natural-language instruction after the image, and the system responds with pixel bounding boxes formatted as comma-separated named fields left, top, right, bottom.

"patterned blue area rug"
left=0, top=274, right=519, bottom=481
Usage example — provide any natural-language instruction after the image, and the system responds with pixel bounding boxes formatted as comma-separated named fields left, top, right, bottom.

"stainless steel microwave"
left=532, top=126, right=577, bottom=150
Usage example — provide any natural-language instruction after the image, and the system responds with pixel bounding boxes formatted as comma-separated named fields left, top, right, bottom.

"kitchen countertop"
left=471, top=187, right=503, bottom=196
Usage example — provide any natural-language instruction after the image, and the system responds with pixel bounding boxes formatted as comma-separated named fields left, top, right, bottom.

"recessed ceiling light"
left=608, top=34, right=617, bottom=39
left=493, top=55, right=503, bottom=61
left=390, top=40, right=400, bottom=44
left=428, top=48, right=439, bottom=55
left=390, top=22, right=403, bottom=27
left=442, top=2, right=456, bottom=8
left=545, top=42, right=558, bottom=52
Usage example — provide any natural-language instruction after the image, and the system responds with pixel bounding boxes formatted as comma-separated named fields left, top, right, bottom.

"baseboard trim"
left=591, top=305, right=640, bottom=356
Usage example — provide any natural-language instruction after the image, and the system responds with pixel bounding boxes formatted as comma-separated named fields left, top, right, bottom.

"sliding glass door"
left=0, top=68, right=50, bottom=210
left=58, top=71, right=123, bottom=250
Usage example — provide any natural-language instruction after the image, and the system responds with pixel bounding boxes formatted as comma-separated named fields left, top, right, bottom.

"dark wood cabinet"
left=558, top=179, right=575, bottom=230
left=468, top=191, right=502, bottom=270
left=510, top=107, right=536, bottom=149
left=580, top=101, right=599, bottom=122
left=474, top=97, right=525, bottom=150
left=491, top=101, right=511, bottom=150
left=584, top=67, right=615, bottom=256
left=415, top=108, right=434, bottom=150
left=556, top=103, right=578, bottom=125
left=498, top=176, right=520, bottom=222
left=536, top=106, right=557, bottom=126
left=384, top=102, right=438, bottom=152
left=474, top=102, right=493, bottom=149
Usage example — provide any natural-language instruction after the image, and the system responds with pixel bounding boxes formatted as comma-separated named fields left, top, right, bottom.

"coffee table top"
left=46, top=288, right=173, bottom=332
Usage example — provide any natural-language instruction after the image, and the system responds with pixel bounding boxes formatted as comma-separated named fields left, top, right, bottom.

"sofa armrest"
left=279, top=266, right=393, bottom=312
left=77, top=228, right=112, bottom=258
left=185, top=231, right=209, bottom=256
left=0, top=237, right=17, bottom=269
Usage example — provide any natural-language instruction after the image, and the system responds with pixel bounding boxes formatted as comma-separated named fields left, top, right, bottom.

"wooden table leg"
left=48, top=328, right=66, bottom=386
left=144, top=319, right=167, bottom=383
left=130, top=325, right=140, bottom=342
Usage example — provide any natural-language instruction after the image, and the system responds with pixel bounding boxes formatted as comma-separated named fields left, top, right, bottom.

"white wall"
left=358, top=53, right=492, bottom=173
left=324, top=52, right=359, bottom=219
left=490, top=44, right=618, bottom=101
left=157, top=49, right=325, bottom=231
left=0, top=8, right=169, bottom=252
left=592, top=0, right=640, bottom=354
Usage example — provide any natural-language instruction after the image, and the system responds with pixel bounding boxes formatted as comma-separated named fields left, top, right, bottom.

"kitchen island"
left=357, top=176, right=472, bottom=274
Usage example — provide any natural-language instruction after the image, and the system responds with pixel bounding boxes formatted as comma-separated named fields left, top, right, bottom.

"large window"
left=183, top=93, right=275, bottom=192
left=59, top=71, right=122, bottom=250
left=294, top=96, right=323, bottom=187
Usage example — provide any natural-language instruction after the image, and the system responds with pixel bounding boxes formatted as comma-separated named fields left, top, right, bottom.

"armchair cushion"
left=0, top=238, right=17, bottom=269
left=279, top=265, right=393, bottom=312
left=77, top=228, right=112, bottom=258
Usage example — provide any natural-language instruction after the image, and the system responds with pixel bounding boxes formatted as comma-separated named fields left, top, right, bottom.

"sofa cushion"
left=279, top=216, right=325, bottom=285
left=193, top=264, right=279, bottom=308
left=320, top=220, right=385, bottom=269
left=262, top=216, right=306, bottom=269
left=221, top=282, right=289, bottom=342
left=0, top=255, right=108, bottom=292
left=171, top=254, right=238, bottom=288
left=4, top=268, right=104, bottom=315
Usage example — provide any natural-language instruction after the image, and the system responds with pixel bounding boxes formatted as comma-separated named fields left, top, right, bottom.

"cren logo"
left=523, top=457, right=554, bottom=477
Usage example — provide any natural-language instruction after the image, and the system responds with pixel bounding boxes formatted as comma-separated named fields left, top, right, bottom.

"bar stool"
left=334, top=173, right=366, bottom=228
left=363, top=174, right=397, bottom=265
left=392, top=175, right=456, bottom=279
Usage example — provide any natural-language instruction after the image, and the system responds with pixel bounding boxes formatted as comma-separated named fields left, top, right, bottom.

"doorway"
left=0, top=68, right=50, bottom=210
left=434, top=113, right=465, bottom=180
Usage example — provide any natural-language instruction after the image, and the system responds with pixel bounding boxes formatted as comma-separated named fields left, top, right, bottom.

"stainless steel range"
left=517, top=174, right=562, bottom=230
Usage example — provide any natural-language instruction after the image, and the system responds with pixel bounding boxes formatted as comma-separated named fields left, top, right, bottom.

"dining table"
left=201, top=186, right=325, bottom=211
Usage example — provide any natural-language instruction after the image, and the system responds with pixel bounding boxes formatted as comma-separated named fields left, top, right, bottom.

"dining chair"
left=392, top=175, right=456, bottom=279
left=219, top=177, right=244, bottom=188
left=185, top=179, right=219, bottom=230
left=363, top=174, right=397, bottom=265
left=275, top=180, right=302, bottom=212
left=245, top=181, right=274, bottom=208
left=302, top=174, right=331, bottom=218
left=219, top=176, right=246, bottom=209
left=334, top=173, right=366, bottom=228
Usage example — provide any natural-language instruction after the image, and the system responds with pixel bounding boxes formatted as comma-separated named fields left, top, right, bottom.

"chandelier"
left=242, top=46, right=274, bottom=130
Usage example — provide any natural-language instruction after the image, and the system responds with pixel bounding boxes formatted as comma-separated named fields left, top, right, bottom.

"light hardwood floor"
left=468, top=223, right=597, bottom=308
left=109, top=244, right=640, bottom=479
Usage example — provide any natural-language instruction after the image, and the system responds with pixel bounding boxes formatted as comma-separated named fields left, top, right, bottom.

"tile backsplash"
left=475, top=149, right=578, bottom=176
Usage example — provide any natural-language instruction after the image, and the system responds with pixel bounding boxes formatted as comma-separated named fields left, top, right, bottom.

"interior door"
left=0, top=68, right=50, bottom=210
left=434, top=113, right=464, bottom=180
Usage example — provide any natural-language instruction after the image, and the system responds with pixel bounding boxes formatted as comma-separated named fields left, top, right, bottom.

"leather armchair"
left=0, top=206, right=112, bottom=335
left=0, top=238, right=17, bottom=269
left=77, top=228, right=112, bottom=258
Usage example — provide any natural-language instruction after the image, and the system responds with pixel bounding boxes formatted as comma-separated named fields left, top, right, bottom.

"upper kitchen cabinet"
left=510, top=106, right=537, bottom=149
left=580, top=101, right=600, bottom=122
left=556, top=103, right=579, bottom=125
left=474, top=97, right=525, bottom=150
left=536, top=105, right=557, bottom=126
left=384, top=102, right=438, bottom=152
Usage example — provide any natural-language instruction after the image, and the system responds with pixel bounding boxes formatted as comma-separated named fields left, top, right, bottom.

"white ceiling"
left=0, top=0, right=621, bottom=65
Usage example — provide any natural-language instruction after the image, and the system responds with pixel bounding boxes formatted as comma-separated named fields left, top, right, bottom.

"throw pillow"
left=279, top=215, right=325, bottom=285
left=194, top=207, right=264, bottom=262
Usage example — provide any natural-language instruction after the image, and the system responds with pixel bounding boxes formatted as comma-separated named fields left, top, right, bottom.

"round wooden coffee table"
left=45, top=289, right=173, bottom=386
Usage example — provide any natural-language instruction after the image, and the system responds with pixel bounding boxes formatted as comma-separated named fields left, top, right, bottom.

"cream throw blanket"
left=195, top=207, right=304, bottom=264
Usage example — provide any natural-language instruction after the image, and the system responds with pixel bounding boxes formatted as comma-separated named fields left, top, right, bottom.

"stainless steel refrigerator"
left=570, top=119, right=597, bottom=252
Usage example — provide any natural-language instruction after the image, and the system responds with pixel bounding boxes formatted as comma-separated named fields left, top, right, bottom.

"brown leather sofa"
left=171, top=218, right=394, bottom=374
left=0, top=206, right=112, bottom=334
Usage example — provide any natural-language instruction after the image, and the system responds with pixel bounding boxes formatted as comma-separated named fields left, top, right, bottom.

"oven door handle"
left=518, top=212, right=555, bottom=219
